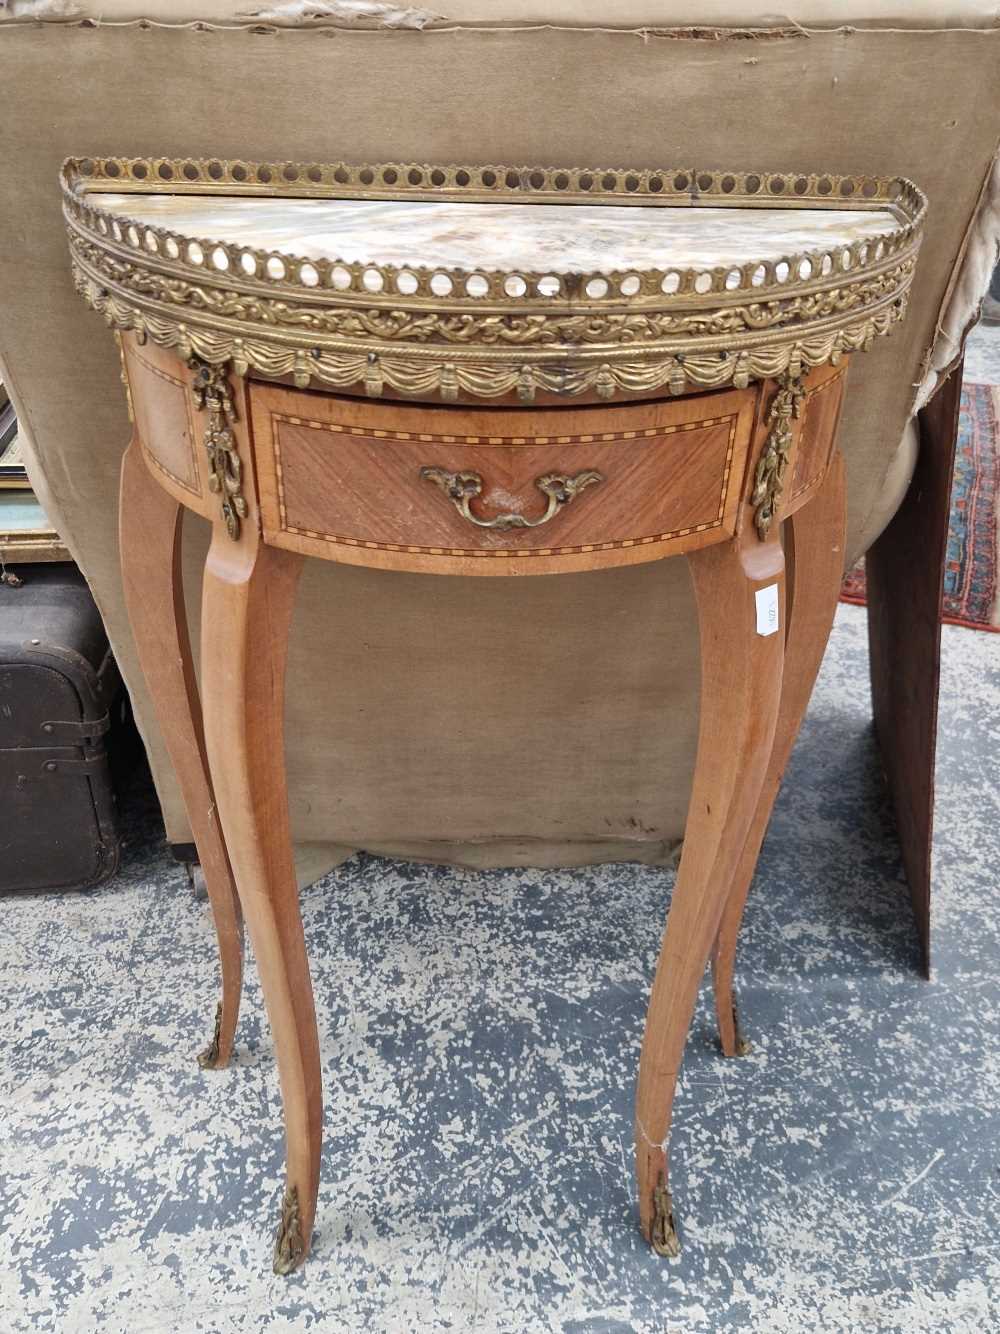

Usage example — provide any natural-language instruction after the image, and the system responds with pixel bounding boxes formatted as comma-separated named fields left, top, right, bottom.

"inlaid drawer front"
left=786, top=363, right=848, bottom=515
left=251, top=385, right=759, bottom=575
left=121, top=336, right=202, bottom=500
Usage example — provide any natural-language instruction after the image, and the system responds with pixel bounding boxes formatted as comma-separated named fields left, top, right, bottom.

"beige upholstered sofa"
left=2, top=1, right=998, bottom=874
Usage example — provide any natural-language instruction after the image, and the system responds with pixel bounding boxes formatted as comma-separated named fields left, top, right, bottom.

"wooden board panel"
left=250, top=384, right=759, bottom=576
left=866, top=358, right=964, bottom=977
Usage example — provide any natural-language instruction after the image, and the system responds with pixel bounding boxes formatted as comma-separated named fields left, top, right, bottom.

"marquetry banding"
left=270, top=413, right=736, bottom=447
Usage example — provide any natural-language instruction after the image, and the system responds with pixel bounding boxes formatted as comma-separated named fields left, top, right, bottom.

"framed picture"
left=0, top=491, right=68, bottom=563
left=0, top=385, right=29, bottom=490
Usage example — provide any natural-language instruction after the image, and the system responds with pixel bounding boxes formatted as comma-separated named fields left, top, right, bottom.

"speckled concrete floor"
left=2, top=342, right=999, bottom=1334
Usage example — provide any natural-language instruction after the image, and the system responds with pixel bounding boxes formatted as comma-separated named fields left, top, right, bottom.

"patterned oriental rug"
left=842, top=381, right=1000, bottom=632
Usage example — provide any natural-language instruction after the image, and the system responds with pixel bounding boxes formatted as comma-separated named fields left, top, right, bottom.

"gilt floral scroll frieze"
left=68, top=231, right=915, bottom=350
left=70, top=266, right=908, bottom=406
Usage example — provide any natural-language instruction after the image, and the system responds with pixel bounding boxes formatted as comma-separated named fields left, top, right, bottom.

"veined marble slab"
left=90, top=192, right=897, bottom=275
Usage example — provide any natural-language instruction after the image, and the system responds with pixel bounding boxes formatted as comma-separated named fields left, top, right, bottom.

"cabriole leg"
left=712, top=456, right=847, bottom=1057
left=635, top=525, right=785, bottom=1255
left=119, top=437, right=244, bottom=1069
left=200, top=522, right=320, bottom=1274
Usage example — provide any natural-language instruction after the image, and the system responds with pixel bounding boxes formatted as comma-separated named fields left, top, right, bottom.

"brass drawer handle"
left=419, top=467, right=603, bottom=531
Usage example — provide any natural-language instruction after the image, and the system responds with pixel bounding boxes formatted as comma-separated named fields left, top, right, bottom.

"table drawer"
left=251, top=384, right=759, bottom=575
left=121, top=337, right=205, bottom=505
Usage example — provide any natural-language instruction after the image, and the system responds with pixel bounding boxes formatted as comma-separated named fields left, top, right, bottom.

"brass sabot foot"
left=273, top=1185, right=306, bottom=1275
left=197, top=1001, right=224, bottom=1070
left=650, top=1182, right=681, bottom=1258
left=732, top=1002, right=752, bottom=1058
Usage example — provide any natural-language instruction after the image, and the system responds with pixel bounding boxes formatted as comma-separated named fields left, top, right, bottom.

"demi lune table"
left=63, top=156, right=924, bottom=1273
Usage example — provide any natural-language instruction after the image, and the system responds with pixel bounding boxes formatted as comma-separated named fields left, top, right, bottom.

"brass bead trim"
left=62, top=158, right=923, bottom=311
left=64, top=156, right=923, bottom=211
left=66, top=220, right=916, bottom=361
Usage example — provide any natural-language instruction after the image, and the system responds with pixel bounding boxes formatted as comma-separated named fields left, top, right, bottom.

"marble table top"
left=91, top=192, right=897, bottom=276
left=67, top=159, right=923, bottom=402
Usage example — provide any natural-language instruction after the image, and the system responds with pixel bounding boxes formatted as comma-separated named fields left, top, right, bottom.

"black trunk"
left=0, top=563, right=122, bottom=891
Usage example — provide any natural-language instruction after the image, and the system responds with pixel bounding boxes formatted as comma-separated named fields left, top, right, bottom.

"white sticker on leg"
left=755, top=583, right=780, bottom=636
